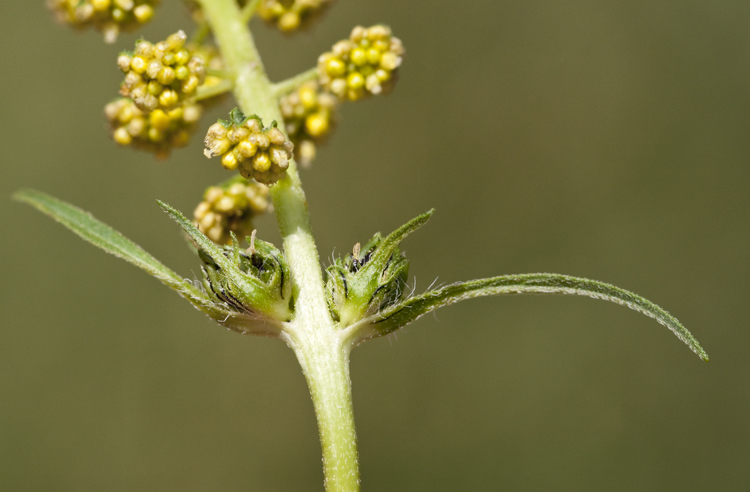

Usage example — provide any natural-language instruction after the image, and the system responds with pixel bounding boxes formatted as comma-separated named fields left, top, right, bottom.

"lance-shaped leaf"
left=13, top=189, right=227, bottom=320
left=351, top=273, right=708, bottom=361
left=13, top=189, right=282, bottom=337
left=158, top=201, right=292, bottom=321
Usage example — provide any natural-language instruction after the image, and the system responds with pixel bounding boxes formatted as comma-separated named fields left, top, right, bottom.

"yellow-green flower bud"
left=192, top=178, right=271, bottom=245
left=318, top=25, right=405, bottom=101
left=119, top=31, right=207, bottom=112
left=257, top=0, right=332, bottom=33
left=47, top=0, right=159, bottom=43
left=105, top=98, right=203, bottom=159
left=279, top=81, right=338, bottom=167
left=204, top=109, right=294, bottom=185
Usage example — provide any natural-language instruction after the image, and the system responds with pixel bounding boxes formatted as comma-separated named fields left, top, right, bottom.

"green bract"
left=326, top=211, right=431, bottom=327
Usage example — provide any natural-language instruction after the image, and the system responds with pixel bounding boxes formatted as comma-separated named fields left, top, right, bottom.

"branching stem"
left=272, top=67, right=320, bottom=98
left=195, top=1, right=360, bottom=490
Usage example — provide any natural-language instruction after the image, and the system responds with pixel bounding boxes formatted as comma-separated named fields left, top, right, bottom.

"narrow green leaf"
left=361, top=273, right=709, bottom=361
left=13, top=189, right=226, bottom=320
left=156, top=200, right=237, bottom=274
left=363, top=209, right=434, bottom=277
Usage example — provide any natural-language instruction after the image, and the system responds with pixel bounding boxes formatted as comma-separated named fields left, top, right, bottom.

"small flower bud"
left=47, top=0, right=160, bottom=43
left=105, top=98, right=203, bottom=158
left=318, top=25, right=405, bottom=101
left=279, top=81, right=338, bottom=167
left=192, top=178, right=271, bottom=246
left=204, top=109, right=294, bottom=185
left=257, top=0, right=332, bottom=33
left=118, top=31, right=207, bottom=112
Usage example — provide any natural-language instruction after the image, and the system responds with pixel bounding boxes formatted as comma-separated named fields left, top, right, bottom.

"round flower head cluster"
left=118, top=31, right=206, bottom=112
left=318, top=25, right=405, bottom=101
left=257, top=0, right=332, bottom=33
left=47, top=0, right=158, bottom=43
left=279, top=82, right=338, bottom=167
left=193, top=179, right=271, bottom=245
left=105, top=98, right=203, bottom=159
left=204, top=109, right=294, bottom=185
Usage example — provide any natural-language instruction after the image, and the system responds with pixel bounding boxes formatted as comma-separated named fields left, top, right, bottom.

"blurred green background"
left=2, top=0, right=749, bottom=490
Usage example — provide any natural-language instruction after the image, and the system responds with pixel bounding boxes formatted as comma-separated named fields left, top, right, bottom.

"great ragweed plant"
left=17, top=1, right=709, bottom=491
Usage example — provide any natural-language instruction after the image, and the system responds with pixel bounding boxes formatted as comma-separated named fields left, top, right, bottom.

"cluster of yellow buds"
left=279, top=82, right=337, bottom=167
left=318, top=25, right=405, bottom=101
left=47, top=0, right=157, bottom=43
left=105, top=98, right=203, bottom=159
left=257, top=0, right=332, bottom=33
left=118, top=31, right=206, bottom=112
left=204, top=109, right=294, bottom=185
left=193, top=179, right=271, bottom=245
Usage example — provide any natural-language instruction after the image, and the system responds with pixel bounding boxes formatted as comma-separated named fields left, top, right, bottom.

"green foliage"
left=350, top=272, right=709, bottom=361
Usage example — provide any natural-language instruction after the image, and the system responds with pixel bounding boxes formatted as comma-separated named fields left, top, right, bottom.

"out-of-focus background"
left=1, top=1, right=749, bottom=490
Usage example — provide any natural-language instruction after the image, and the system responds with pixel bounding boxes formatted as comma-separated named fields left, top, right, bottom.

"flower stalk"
left=196, top=0, right=361, bottom=489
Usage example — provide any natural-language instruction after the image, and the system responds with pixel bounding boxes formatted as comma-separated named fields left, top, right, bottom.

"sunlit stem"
left=241, top=0, right=262, bottom=23
left=195, top=0, right=360, bottom=490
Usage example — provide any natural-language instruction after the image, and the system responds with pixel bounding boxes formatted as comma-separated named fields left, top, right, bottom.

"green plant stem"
left=272, top=67, right=320, bottom=98
left=240, top=0, right=262, bottom=23
left=196, top=0, right=360, bottom=490
left=195, top=79, right=233, bottom=101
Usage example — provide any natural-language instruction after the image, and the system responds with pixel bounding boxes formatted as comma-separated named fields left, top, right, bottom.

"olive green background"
left=1, top=1, right=749, bottom=490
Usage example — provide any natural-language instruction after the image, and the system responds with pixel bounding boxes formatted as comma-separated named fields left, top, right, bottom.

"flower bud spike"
left=119, top=31, right=207, bottom=112
left=105, top=98, right=203, bottom=158
left=192, top=177, right=270, bottom=246
left=318, top=25, right=405, bottom=101
left=279, top=81, right=338, bottom=166
left=47, top=0, right=160, bottom=43
left=204, top=109, right=294, bottom=185
left=257, top=0, right=333, bottom=33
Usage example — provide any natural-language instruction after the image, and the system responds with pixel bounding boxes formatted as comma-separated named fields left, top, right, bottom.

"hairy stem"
left=196, top=0, right=360, bottom=489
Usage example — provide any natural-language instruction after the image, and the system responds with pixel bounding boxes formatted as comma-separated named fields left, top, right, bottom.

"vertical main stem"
left=196, top=1, right=360, bottom=490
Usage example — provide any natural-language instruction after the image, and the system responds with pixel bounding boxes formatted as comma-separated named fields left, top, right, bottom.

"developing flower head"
left=204, top=109, right=294, bottom=185
left=279, top=82, right=338, bottom=167
left=318, top=25, right=405, bottom=101
left=105, top=98, right=202, bottom=159
left=193, top=178, right=271, bottom=245
left=257, top=0, right=333, bottom=33
left=325, top=211, right=432, bottom=326
left=118, top=31, right=207, bottom=112
left=47, top=0, right=158, bottom=43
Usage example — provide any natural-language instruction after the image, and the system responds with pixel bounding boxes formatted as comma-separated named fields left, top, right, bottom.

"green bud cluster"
left=204, top=109, right=294, bottom=185
left=318, top=25, right=405, bottom=101
left=105, top=98, right=202, bottom=159
left=47, top=0, right=158, bottom=43
left=257, top=0, right=332, bottom=33
left=325, top=211, right=432, bottom=326
left=198, top=233, right=293, bottom=321
left=193, top=178, right=271, bottom=245
left=118, top=31, right=206, bottom=112
left=279, top=82, right=338, bottom=167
